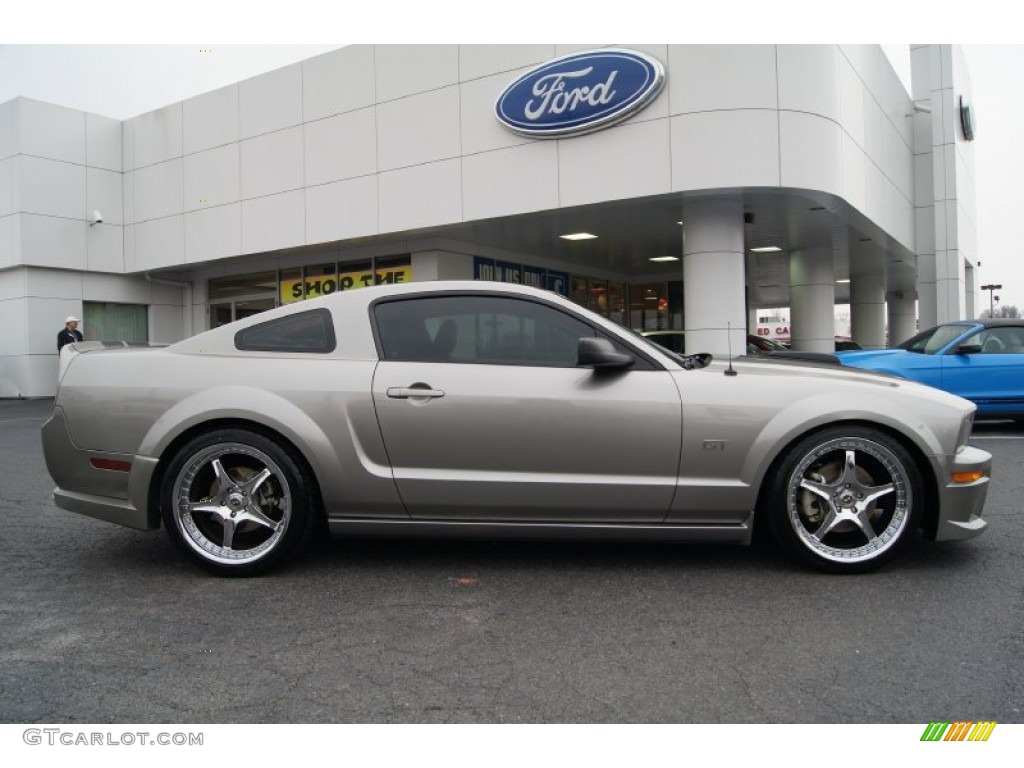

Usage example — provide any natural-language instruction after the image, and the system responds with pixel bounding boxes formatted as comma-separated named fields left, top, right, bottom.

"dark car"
left=641, top=330, right=787, bottom=356
left=837, top=319, right=1024, bottom=420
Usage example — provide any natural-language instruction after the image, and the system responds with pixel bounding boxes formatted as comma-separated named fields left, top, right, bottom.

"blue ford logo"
left=495, top=49, right=665, bottom=138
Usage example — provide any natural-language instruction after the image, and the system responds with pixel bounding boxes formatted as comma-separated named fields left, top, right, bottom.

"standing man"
left=57, top=316, right=83, bottom=351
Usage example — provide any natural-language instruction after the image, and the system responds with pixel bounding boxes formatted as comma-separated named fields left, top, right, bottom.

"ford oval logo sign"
left=495, top=49, right=665, bottom=139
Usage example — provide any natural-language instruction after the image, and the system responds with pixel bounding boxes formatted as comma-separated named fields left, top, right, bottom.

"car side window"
left=973, top=328, right=1024, bottom=354
left=234, top=308, right=336, bottom=353
left=375, top=295, right=610, bottom=367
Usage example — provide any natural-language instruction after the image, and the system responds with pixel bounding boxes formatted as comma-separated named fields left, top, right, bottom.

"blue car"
left=837, top=319, right=1024, bottom=421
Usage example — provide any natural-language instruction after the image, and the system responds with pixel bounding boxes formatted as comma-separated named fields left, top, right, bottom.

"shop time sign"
left=495, top=49, right=665, bottom=138
left=281, top=265, right=412, bottom=304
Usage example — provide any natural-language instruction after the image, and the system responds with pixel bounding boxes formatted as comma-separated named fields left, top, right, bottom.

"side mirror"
left=577, top=337, right=635, bottom=370
left=955, top=343, right=982, bottom=355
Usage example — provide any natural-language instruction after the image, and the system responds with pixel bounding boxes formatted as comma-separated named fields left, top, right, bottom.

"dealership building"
left=0, top=44, right=977, bottom=397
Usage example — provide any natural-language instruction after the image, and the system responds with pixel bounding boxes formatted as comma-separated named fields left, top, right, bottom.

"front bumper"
left=42, top=406, right=160, bottom=530
left=932, top=445, right=992, bottom=541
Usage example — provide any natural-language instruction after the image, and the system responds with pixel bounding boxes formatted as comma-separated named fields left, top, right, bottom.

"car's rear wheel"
left=160, top=428, right=316, bottom=576
left=765, top=426, right=922, bottom=573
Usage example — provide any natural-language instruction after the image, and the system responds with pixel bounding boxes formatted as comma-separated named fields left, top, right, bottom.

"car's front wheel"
left=764, top=426, right=922, bottom=573
left=160, top=428, right=317, bottom=576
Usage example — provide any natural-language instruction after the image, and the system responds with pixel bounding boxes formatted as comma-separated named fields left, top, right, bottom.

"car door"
left=942, top=326, right=1024, bottom=415
left=370, top=293, right=682, bottom=523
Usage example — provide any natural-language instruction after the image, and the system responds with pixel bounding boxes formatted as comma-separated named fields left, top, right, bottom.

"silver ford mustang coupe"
left=42, top=281, right=992, bottom=576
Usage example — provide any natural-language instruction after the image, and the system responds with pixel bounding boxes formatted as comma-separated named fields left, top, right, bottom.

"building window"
left=82, top=302, right=148, bottom=343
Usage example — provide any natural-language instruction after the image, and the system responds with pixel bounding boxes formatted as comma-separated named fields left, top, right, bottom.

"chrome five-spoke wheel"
left=161, top=429, right=316, bottom=576
left=766, top=427, right=922, bottom=573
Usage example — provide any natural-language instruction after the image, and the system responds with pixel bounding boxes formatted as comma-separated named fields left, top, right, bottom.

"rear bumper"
left=52, top=488, right=153, bottom=530
left=932, top=445, right=992, bottom=541
left=42, top=406, right=160, bottom=530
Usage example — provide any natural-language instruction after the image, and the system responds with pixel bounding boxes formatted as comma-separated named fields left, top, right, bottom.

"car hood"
left=834, top=349, right=909, bottom=365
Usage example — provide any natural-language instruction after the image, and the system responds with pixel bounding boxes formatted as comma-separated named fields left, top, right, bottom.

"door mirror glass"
left=954, top=343, right=982, bottom=355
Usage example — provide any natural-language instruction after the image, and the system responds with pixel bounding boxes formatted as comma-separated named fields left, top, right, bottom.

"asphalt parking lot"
left=0, top=397, right=1021, bottom=724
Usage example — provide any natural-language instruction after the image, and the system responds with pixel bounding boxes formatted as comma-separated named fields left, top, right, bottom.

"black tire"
left=763, top=426, right=922, bottom=574
left=160, top=428, right=318, bottom=576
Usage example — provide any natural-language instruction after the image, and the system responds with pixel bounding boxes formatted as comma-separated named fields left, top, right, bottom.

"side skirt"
left=327, top=515, right=754, bottom=545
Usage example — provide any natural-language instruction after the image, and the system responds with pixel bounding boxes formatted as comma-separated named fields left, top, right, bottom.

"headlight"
left=956, top=412, right=975, bottom=453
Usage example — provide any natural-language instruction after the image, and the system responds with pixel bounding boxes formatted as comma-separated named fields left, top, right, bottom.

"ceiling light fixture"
left=836, top=279, right=851, bottom=284
left=750, top=246, right=782, bottom=253
left=649, top=256, right=680, bottom=263
left=560, top=232, right=598, bottom=241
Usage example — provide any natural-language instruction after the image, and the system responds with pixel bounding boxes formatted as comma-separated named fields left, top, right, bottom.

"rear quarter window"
left=234, top=308, right=336, bottom=353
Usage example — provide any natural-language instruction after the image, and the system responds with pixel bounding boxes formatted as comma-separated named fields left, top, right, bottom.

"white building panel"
left=667, top=45, right=777, bottom=114
left=671, top=110, right=780, bottom=191
left=183, top=85, right=238, bottom=156
left=559, top=119, right=671, bottom=207
left=17, top=98, right=85, bottom=165
left=87, top=167, right=123, bottom=226
left=17, top=156, right=86, bottom=220
left=378, top=159, right=461, bottom=233
left=184, top=143, right=240, bottom=212
left=134, top=215, right=185, bottom=271
left=305, top=176, right=379, bottom=245
left=241, top=126, right=303, bottom=200
left=17, top=355, right=59, bottom=396
left=132, top=102, right=183, bottom=169
left=241, top=189, right=304, bottom=254
left=377, top=87, right=461, bottom=172
left=301, top=45, right=376, bottom=123
left=0, top=215, right=14, bottom=269
left=123, top=224, right=135, bottom=272
left=0, top=298, right=28, bottom=355
left=86, top=113, right=122, bottom=172
left=149, top=303, right=186, bottom=344
left=458, top=44, right=553, bottom=82
left=462, top=142, right=558, bottom=221
left=185, top=203, right=242, bottom=264
left=122, top=171, right=135, bottom=226
left=86, top=223, right=124, bottom=273
left=838, top=55, right=867, bottom=151
left=842, top=133, right=868, bottom=215
left=133, top=159, right=183, bottom=222
left=778, top=45, right=841, bottom=123
left=25, top=266, right=83, bottom=299
left=780, top=111, right=843, bottom=197
left=20, top=214, right=87, bottom=270
left=0, top=158, right=13, bottom=217
left=240, top=63, right=303, bottom=140
left=459, top=71, right=533, bottom=157
left=303, top=108, right=377, bottom=187
left=375, top=44, right=459, bottom=103
left=0, top=100, right=17, bottom=160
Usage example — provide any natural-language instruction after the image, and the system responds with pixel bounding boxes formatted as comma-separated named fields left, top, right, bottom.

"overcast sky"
left=2, top=3, right=1021, bottom=313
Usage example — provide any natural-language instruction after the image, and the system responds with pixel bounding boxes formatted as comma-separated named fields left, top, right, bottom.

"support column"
left=850, top=271, right=887, bottom=349
left=683, top=199, right=746, bottom=357
left=887, top=291, right=918, bottom=347
left=789, top=248, right=834, bottom=353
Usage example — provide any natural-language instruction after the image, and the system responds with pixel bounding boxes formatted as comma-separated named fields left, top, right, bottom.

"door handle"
left=386, top=386, right=446, bottom=399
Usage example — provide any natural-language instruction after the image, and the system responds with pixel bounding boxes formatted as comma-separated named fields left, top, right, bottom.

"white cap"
left=65, top=316, right=80, bottom=324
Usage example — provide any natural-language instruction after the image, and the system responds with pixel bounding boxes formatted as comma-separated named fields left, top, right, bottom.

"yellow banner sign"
left=281, top=266, right=412, bottom=303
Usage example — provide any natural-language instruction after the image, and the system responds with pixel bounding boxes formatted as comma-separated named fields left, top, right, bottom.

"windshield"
left=898, top=323, right=975, bottom=354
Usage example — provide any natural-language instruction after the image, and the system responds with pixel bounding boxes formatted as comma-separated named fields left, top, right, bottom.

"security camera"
left=90, top=210, right=103, bottom=226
